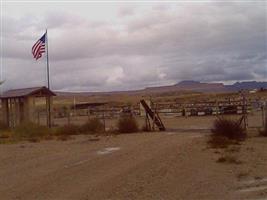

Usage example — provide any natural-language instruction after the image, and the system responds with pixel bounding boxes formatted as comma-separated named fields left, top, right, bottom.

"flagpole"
left=46, top=29, right=50, bottom=89
left=46, top=29, right=51, bottom=128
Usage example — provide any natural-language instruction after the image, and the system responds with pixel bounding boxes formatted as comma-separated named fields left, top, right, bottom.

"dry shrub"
left=0, top=131, right=11, bottom=139
left=80, top=118, right=104, bottom=134
left=117, top=115, right=139, bottom=133
left=211, top=117, right=246, bottom=140
left=208, top=117, right=246, bottom=149
left=56, top=124, right=80, bottom=136
left=14, top=122, right=51, bottom=141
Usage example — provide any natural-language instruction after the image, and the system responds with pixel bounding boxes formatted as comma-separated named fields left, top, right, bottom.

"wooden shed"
left=0, top=86, right=56, bottom=127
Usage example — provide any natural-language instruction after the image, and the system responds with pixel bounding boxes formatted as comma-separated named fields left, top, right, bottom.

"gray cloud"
left=118, top=6, right=136, bottom=17
left=1, top=2, right=266, bottom=92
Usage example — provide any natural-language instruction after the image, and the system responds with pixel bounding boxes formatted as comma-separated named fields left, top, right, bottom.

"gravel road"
left=0, top=131, right=264, bottom=200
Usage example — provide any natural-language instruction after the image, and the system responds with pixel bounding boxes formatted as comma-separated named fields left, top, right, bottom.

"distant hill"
left=54, top=80, right=267, bottom=96
left=226, top=81, right=267, bottom=91
left=143, top=81, right=226, bottom=93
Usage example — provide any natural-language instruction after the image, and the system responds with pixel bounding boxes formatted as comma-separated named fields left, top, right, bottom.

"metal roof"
left=0, top=86, right=56, bottom=99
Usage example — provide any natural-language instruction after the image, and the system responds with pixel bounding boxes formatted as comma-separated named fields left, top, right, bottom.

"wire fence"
left=1, top=98, right=266, bottom=131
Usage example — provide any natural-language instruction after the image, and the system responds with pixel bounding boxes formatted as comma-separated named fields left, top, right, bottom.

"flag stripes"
left=32, top=33, right=46, bottom=60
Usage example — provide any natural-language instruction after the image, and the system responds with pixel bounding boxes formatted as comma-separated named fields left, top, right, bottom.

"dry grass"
left=0, top=131, right=11, bottom=139
left=56, top=118, right=105, bottom=136
left=208, top=135, right=240, bottom=149
left=55, top=124, right=80, bottom=136
left=14, top=122, right=52, bottom=142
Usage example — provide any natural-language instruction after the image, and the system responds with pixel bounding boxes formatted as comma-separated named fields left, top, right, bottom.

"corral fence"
left=1, top=97, right=266, bottom=131
left=50, top=98, right=266, bottom=131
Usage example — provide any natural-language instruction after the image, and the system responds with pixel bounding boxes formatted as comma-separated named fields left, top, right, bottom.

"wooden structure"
left=0, top=86, right=56, bottom=127
left=140, top=99, right=165, bottom=131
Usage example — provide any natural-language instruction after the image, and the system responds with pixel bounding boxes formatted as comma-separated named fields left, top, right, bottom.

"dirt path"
left=0, top=132, right=266, bottom=200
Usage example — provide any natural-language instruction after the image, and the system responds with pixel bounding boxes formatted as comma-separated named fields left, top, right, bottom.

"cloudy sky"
left=1, top=0, right=266, bottom=92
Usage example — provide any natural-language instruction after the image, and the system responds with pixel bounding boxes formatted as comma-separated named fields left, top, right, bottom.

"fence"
left=1, top=98, right=266, bottom=131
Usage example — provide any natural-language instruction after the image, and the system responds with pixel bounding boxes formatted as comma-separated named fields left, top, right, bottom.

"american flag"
left=32, top=33, right=46, bottom=60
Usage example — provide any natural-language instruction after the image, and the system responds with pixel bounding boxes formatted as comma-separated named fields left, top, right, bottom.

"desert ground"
left=0, top=91, right=266, bottom=200
left=0, top=128, right=267, bottom=200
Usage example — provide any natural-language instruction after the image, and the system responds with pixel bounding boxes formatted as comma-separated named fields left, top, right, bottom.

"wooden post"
left=10, top=98, right=15, bottom=128
left=241, top=91, right=248, bottom=129
left=46, top=97, right=49, bottom=127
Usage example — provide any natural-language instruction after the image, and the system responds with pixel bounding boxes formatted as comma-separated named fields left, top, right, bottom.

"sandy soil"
left=0, top=130, right=266, bottom=200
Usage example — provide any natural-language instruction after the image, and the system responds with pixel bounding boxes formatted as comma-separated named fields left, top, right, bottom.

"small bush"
left=56, top=124, right=80, bottom=136
left=14, top=122, right=51, bottom=140
left=80, top=118, right=104, bottom=134
left=211, top=117, right=246, bottom=140
left=117, top=115, right=139, bottom=133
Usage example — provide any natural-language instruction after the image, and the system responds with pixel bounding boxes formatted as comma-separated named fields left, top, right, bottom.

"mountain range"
left=55, top=81, right=267, bottom=96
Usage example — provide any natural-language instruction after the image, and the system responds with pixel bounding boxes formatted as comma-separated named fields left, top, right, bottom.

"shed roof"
left=0, top=86, right=56, bottom=99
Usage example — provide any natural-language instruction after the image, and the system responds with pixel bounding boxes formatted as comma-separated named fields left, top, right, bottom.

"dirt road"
left=0, top=132, right=266, bottom=200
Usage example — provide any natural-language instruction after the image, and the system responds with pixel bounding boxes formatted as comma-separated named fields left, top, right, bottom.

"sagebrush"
left=208, top=117, right=246, bottom=149
left=117, top=115, right=139, bottom=133
left=211, top=117, right=246, bottom=140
